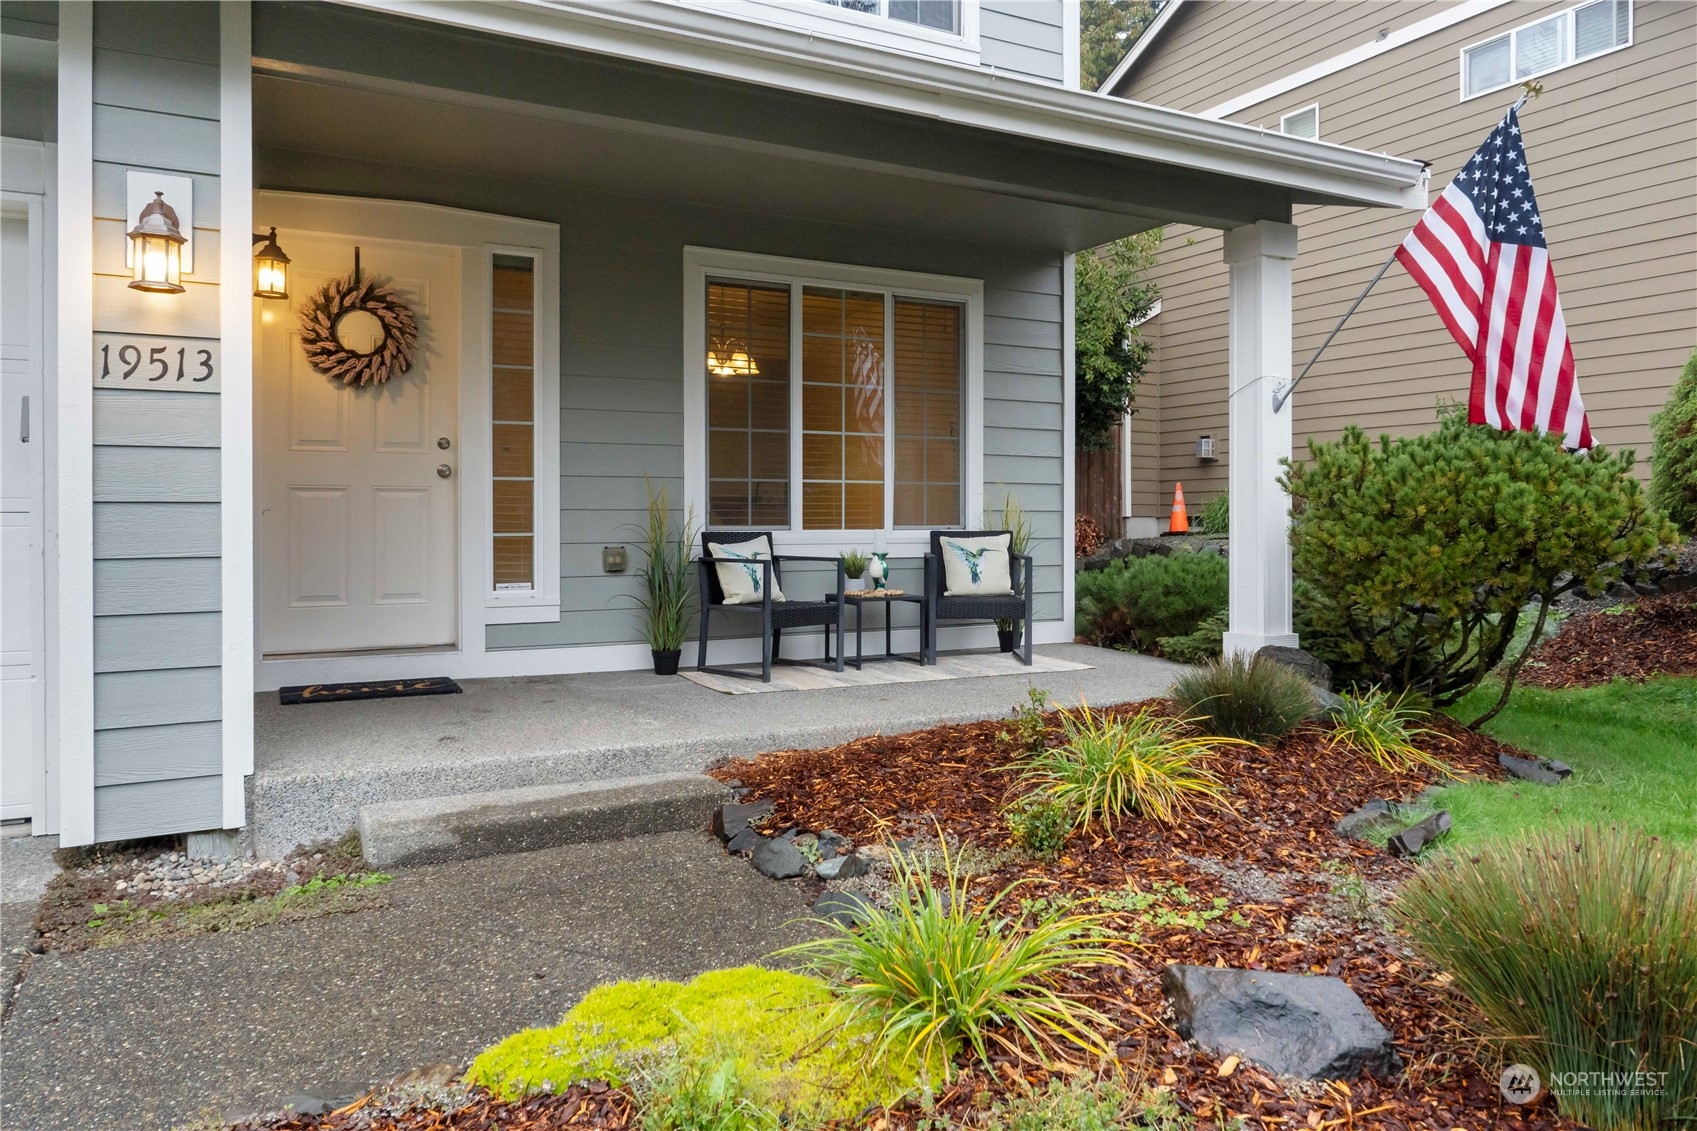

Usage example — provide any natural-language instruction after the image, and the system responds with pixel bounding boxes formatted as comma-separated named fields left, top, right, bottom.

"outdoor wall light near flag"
left=126, top=191, right=187, bottom=294
left=707, top=338, right=758, bottom=377
left=252, top=227, right=291, bottom=299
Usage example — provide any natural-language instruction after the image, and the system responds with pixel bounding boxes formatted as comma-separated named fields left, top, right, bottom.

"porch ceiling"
left=252, top=2, right=1423, bottom=250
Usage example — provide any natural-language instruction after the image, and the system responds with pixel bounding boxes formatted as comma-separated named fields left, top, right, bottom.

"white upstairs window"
left=1279, top=104, right=1320, bottom=140
left=1461, top=0, right=1632, bottom=100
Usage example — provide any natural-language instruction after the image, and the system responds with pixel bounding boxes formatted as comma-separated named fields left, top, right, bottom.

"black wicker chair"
left=696, top=531, right=848, bottom=683
left=922, top=529, right=1034, bottom=666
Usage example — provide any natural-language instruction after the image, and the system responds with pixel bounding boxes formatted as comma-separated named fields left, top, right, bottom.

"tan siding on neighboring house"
left=1116, top=0, right=1697, bottom=513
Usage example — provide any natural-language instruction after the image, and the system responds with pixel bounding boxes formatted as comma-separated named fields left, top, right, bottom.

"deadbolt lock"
left=437, top=437, right=451, bottom=450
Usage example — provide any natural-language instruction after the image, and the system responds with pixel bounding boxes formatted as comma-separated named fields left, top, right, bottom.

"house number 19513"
left=92, top=334, right=221, bottom=394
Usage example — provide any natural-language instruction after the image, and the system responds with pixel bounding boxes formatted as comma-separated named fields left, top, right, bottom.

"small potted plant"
left=988, top=491, right=1032, bottom=652
left=841, top=550, right=871, bottom=588
left=628, top=479, right=699, bottom=675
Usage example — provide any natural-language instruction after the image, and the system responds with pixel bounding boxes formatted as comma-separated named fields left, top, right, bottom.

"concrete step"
left=357, top=773, right=731, bottom=868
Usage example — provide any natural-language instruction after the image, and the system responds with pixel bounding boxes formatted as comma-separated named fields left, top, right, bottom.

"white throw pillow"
left=708, top=536, right=786, bottom=605
left=939, top=534, right=1014, bottom=597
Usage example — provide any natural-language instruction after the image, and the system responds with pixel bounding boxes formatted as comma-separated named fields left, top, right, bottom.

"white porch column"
left=1221, top=220, right=1299, bottom=658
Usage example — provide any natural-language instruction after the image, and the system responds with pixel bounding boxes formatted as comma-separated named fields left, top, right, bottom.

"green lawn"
left=1432, top=676, right=1697, bottom=849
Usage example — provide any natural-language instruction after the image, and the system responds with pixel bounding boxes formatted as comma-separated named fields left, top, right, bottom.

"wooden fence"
left=1075, top=420, right=1124, bottom=542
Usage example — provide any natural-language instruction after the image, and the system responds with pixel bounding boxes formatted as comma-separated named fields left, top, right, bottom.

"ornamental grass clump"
left=1169, top=653, right=1314, bottom=744
left=783, top=839, right=1126, bottom=1080
left=1014, top=702, right=1235, bottom=832
left=1394, top=826, right=1697, bottom=1131
left=1325, top=687, right=1454, bottom=776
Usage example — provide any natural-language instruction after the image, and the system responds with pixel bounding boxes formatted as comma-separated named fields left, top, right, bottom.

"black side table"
left=826, top=592, right=926, bottom=669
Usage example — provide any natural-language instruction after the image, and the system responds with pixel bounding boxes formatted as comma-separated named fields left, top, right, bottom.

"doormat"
left=278, top=677, right=462, bottom=706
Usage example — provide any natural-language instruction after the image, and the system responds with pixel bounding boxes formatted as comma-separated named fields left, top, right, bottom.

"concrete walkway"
left=0, top=831, right=818, bottom=1131
left=254, top=644, right=1182, bottom=855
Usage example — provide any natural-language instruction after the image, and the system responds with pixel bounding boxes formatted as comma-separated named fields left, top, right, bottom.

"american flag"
left=1395, top=107, right=1592, bottom=449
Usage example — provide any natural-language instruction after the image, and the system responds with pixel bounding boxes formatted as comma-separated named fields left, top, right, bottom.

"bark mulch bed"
left=1522, top=589, right=1697, bottom=688
left=704, top=704, right=1575, bottom=1131
left=229, top=1084, right=632, bottom=1131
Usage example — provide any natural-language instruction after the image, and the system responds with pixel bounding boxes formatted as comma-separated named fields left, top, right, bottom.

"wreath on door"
left=299, top=271, right=419, bottom=387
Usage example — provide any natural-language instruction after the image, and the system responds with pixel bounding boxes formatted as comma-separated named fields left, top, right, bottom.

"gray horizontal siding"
left=95, top=722, right=223, bottom=786
left=94, top=776, right=223, bottom=843
left=88, top=0, right=225, bottom=839
left=981, top=1, right=1065, bottom=84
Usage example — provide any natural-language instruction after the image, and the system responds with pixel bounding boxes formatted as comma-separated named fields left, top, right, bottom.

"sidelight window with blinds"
left=704, top=270, right=968, bottom=535
left=491, top=255, right=536, bottom=590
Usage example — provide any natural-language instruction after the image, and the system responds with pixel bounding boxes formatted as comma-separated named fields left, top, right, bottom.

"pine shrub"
left=1395, top=827, right=1696, bottom=1131
left=1283, top=418, right=1677, bottom=707
left=1169, top=654, right=1314, bottom=744
left=1156, top=611, right=1227, bottom=664
left=1649, top=348, right=1697, bottom=534
left=1074, top=551, right=1227, bottom=651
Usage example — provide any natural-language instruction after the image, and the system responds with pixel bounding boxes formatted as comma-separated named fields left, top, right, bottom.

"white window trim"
left=671, top=0, right=981, bottom=63
left=1278, top=103, right=1320, bottom=140
left=1460, top=0, right=1632, bottom=101
left=682, top=246, right=984, bottom=557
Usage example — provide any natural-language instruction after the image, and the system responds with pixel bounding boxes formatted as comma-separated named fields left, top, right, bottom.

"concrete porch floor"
left=252, top=644, right=1185, bottom=856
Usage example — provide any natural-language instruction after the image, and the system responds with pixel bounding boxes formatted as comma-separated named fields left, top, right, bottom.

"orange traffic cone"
left=1168, top=482, right=1190, bottom=534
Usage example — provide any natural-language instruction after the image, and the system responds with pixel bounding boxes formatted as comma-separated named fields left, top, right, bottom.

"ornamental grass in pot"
left=987, top=491, right=1033, bottom=652
left=629, top=480, right=699, bottom=675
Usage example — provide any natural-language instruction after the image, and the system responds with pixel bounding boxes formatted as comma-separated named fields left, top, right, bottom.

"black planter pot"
left=651, top=649, right=682, bottom=676
left=997, top=627, right=1020, bottom=653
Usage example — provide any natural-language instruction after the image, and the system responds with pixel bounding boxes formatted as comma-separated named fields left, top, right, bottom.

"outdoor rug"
left=680, top=652, right=1091, bottom=695
left=278, top=677, right=463, bottom=706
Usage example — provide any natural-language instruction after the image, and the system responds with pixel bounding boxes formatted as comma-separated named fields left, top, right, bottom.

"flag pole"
left=1272, top=82, right=1542, bottom=414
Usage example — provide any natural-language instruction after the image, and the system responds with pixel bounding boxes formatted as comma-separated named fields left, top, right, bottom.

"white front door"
left=259, top=236, right=461, bottom=655
left=1, top=202, right=45, bottom=822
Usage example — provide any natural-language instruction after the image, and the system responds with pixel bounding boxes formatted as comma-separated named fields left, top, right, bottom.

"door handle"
left=437, top=464, right=453, bottom=478
left=19, top=395, right=27, bottom=443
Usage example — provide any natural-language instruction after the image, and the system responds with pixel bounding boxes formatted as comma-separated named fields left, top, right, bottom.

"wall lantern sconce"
left=707, top=337, right=758, bottom=377
left=126, top=191, right=187, bottom=294
left=252, top=227, right=291, bottom=299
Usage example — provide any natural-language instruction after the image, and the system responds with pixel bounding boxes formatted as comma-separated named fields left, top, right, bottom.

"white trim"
left=1198, top=0, right=1515, bottom=119
left=54, top=3, right=96, bottom=847
left=219, top=1, right=255, bottom=832
left=671, top=0, right=981, bottom=64
left=1278, top=103, right=1320, bottom=140
left=1096, top=0, right=1187, bottom=93
left=1061, top=0, right=1081, bottom=89
left=253, top=619, right=1074, bottom=691
left=251, top=192, right=562, bottom=681
left=331, top=0, right=1428, bottom=210
left=681, top=246, right=984, bottom=553
left=1060, top=251, right=1076, bottom=641
left=1459, top=0, right=1632, bottom=102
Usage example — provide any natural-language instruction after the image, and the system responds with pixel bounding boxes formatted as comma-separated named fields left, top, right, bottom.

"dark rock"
left=1543, top=759, right=1573, bottom=778
left=816, top=830, right=850, bottom=858
left=711, top=800, right=773, bottom=842
left=722, top=779, right=742, bottom=790
left=750, top=836, right=808, bottom=880
left=777, top=827, right=799, bottom=842
left=813, top=891, right=872, bottom=927
left=814, top=854, right=870, bottom=881
left=1160, top=965, right=1402, bottom=1080
left=1386, top=810, right=1452, bottom=858
left=1307, top=687, right=1347, bottom=722
left=1335, top=800, right=1400, bottom=841
left=724, top=827, right=761, bottom=855
left=1259, top=646, right=1333, bottom=690
left=1499, top=753, right=1567, bottom=786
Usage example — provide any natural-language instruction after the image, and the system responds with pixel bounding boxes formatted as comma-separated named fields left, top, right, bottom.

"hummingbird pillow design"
left=707, top=536, right=786, bottom=605
left=938, top=534, right=1014, bottom=597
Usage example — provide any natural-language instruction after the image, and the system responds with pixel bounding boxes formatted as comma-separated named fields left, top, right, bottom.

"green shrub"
left=1169, top=654, right=1313, bottom=744
left=986, top=1073, right=1192, bottom=1131
left=1394, top=827, right=1697, bottom=1131
left=1015, top=702, right=1234, bottom=832
left=1283, top=418, right=1677, bottom=710
left=634, top=1052, right=778, bottom=1131
left=1005, top=686, right=1053, bottom=752
left=1074, top=552, right=1227, bottom=651
left=1649, top=348, right=1697, bottom=534
left=782, top=841, right=1125, bottom=1079
left=1004, top=792, right=1072, bottom=859
left=466, top=966, right=925, bottom=1120
left=1155, top=611, right=1227, bottom=665
left=1325, top=687, right=1451, bottom=776
left=1195, top=492, right=1229, bottom=536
